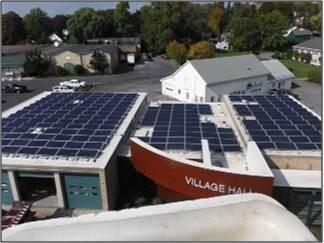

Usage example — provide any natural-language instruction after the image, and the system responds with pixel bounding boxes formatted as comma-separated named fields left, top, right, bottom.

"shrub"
left=286, top=48, right=293, bottom=59
left=187, top=41, right=215, bottom=60
left=166, top=40, right=188, bottom=65
left=293, top=51, right=299, bottom=61
left=299, top=52, right=306, bottom=63
left=74, top=64, right=87, bottom=75
left=23, top=48, right=50, bottom=77
left=305, top=53, right=312, bottom=64
left=55, top=66, right=68, bottom=76
left=306, top=69, right=321, bottom=84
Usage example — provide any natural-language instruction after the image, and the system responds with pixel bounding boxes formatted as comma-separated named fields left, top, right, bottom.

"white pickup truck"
left=59, top=79, right=86, bottom=89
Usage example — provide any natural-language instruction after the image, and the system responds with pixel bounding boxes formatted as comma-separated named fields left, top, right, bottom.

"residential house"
left=292, top=37, right=322, bottom=66
left=44, top=45, right=119, bottom=74
left=284, top=27, right=313, bottom=44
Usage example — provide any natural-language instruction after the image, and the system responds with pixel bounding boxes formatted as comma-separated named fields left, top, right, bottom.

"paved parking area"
left=1, top=57, right=176, bottom=111
left=291, top=79, right=322, bottom=116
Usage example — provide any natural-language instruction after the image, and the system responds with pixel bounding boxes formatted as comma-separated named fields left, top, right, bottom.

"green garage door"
left=2, top=171, right=13, bottom=205
left=63, top=174, right=102, bottom=209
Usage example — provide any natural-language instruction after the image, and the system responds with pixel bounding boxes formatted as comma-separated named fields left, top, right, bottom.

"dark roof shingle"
left=293, top=37, right=322, bottom=50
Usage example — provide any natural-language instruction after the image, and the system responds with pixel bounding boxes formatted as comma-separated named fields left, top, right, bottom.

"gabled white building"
left=293, top=37, right=322, bottom=66
left=161, top=54, right=273, bottom=102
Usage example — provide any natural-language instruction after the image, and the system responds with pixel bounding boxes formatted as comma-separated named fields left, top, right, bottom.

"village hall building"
left=161, top=54, right=294, bottom=102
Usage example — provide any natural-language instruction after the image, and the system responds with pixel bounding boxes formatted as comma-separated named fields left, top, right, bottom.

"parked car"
left=2, top=84, right=28, bottom=93
left=52, top=85, right=75, bottom=93
left=59, top=79, right=86, bottom=89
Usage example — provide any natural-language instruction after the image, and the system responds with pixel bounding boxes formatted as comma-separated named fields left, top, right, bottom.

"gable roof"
left=291, top=28, right=312, bottom=36
left=189, top=54, right=270, bottom=85
left=261, top=59, right=295, bottom=80
left=293, top=37, right=322, bottom=50
left=44, top=44, right=119, bottom=57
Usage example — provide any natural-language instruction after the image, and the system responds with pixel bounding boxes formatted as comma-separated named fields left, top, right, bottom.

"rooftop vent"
left=31, top=127, right=46, bottom=134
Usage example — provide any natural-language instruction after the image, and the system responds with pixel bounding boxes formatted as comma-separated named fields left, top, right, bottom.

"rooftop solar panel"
left=2, top=93, right=139, bottom=159
left=231, top=95, right=321, bottom=152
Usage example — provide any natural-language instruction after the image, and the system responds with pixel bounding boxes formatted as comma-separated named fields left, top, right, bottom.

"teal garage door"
left=63, top=174, right=102, bottom=209
left=2, top=171, right=13, bottom=205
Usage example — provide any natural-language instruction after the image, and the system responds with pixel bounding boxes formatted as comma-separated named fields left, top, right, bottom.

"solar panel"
left=231, top=95, right=321, bottom=152
left=2, top=93, right=139, bottom=159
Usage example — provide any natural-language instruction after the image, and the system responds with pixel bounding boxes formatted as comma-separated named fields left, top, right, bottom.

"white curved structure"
left=3, top=193, right=315, bottom=241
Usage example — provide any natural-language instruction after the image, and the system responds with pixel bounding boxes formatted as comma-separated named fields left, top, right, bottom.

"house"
left=292, top=37, right=322, bottom=66
left=44, top=44, right=119, bottom=74
left=284, top=26, right=313, bottom=44
left=215, top=33, right=230, bottom=51
left=161, top=54, right=273, bottom=102
left=261, top=59, right=295, bottom=90
left=87, top=37, right=141, bottom=65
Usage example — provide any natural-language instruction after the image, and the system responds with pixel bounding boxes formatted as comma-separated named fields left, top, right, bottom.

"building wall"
left=161, top=62, right=206, bottom=102
left=292, top=47, right=321, bottom=66
left=206, top=75, right=269, bottom=102
left=1, top=171, right=14, bottom=205
left=52, top=51, right=82, bottom=70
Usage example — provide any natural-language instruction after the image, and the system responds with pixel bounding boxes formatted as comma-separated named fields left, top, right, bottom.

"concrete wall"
left=265, top=154, right=321, bottom=170
left=52, top=51, right=82, bottom=68
left=161, top=62, right=206, bottom=102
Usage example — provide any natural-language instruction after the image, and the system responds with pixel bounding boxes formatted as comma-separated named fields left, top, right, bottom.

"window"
left=195, top=95, right=198, bottom=102
left=246, top=83, right=252, bottom=89
left=178, top=89, right=181, bottom=94
left=166, top=87, right=173, bottom=92
left=186, top=92, right=190, bottom=100
left=200, top=97, right=203, bottom=102
left=210, top=96, right=214, bottom=102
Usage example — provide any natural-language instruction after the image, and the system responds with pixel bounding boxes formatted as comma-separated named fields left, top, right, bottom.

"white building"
left=292, top=37, right=322, bottom=66
left=261, top=59, right=295, bottom=90
left=161, top=54, right=275, bottom=102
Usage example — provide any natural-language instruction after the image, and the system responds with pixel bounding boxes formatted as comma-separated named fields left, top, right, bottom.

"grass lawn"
left=280, top=59, right=321, bottom=79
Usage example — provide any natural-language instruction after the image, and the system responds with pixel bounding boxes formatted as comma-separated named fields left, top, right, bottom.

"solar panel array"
left=138, top=103, right=241, bottom=152
left=2, top=93, right=138, bottom=160
left=229, top=95, right=321, bottom=151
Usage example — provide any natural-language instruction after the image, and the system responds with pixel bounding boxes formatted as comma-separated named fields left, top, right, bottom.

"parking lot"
left=291, top=79, right=322, bottom=116
left=2, top=56, right=176, bottom=111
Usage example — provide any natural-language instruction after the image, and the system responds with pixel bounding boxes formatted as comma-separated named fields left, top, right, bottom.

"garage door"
left=63, top=174, right=102, bottom=209
left=2, top=171, right=13, bottom=205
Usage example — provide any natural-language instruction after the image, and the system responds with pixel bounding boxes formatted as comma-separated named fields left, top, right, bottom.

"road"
left=291, top=79, right=322, bottom=116
left=1, top=57, right=177, bottom=111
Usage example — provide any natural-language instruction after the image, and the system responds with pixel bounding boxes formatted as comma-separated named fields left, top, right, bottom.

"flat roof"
left=2, top=92, right=146, bottom=171
left=226, top=95, right=321, bottom=156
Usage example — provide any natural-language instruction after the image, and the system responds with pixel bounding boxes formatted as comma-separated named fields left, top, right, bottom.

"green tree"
left=114, top=2, right=134, bottom=37
left=258, top=2, right=274, bottom=14
left=166, top=41, right=188, bottom=65
left=257, top=11, right=289, bottom=51
left=293, top=51, right=299, bottom=61
left=309, top=14, right=321, bottom=32
left=227, top=17, right=261, bottom=51
left=208, top=5, right=225, bottom=36
left=187, top=41, right=215, bottom=59
left=23, top=48, right=50, bottom=76
left=52, top=15, right=69, bottom=35
left=67, top=8, right=105, bottom=43
left=305, top=53, right=312, bottom=64
left=73, top=64, right=87, bottom=74
left=2, top=11, right=26, bottom=44
left=286, top=49, right=293, bottom=59
left=89, top=49, right=109, bottom=73
left=24, top=8, right=53, bottom=43
left=97, top=9, right=116, bottom=37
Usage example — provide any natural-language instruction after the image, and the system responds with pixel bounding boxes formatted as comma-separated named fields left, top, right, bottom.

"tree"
left=299, top=52, right=306, bottom=63
left=187, top=41, right=215, bottom=59
left=258, top=2, right=274, bottom=14
left=74, top=64, right=87, bottom=74
left=2, top=11, right=26, bottom=44
left=52, top=15, right=69, bottom=35
left=293, top=51, right=299, bottom=61
left=24, top=8, right=53, bottom=43
left=227, top=17, right=261, bottom=51
left=89, top=49, right=109, bottom=73
left=286, top=49, right=293, bottom=59
left=97, top=9, right=115, bottom=37
left=309, top=14, right=321, bottom=32
left=208, top=5, right=225, bottom=36
left=67, top=8, right=105, bottom=43
left=114, top=2, right=134, bottom=37
left=23, top=48, right=50, bottom=76
left=257, top=11, right=289, bottom=51
left=166, top=41, right=188, bottom=65
left=305, top=53, right=312, bottom=64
